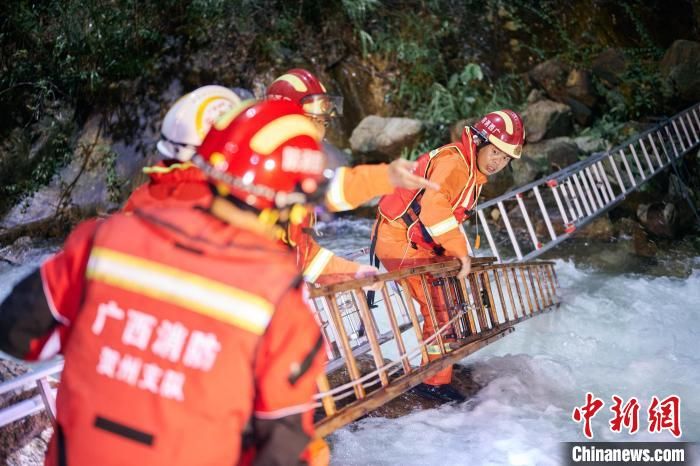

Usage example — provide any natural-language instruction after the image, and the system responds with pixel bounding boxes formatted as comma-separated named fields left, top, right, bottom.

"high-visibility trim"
left=142, top=162, right=195, bottom=175
left=86, top=247, right=274, bottom=335
left=425, top=216, right=459, bottom=237
left=303, top=248, right=334, bottom=282
left=273, top=74, right=308, bottom=92
left=325, top=167, right=353, bottom=212
left=249, top=114, right=320, bottom=155
left=426, top=343, right=455, bottom=355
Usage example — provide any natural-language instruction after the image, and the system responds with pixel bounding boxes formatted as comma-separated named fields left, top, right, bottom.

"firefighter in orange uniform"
left=266, top=68, right=438, bottom=284
left=0, top=100, right=343, bottom=466
left=374, top=110, right=525, bottom=402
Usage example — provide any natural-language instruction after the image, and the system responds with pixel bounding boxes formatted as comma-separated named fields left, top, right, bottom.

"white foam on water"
left=327, top=255, right=700, bottom=465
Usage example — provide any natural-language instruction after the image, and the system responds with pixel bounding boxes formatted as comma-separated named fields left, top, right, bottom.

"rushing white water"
left=316, top=219, right=700, bottom=465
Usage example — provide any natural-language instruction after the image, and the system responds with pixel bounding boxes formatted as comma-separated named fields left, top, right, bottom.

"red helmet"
left=196, top=99, right=329, bottom=210
left=470, top=109, right=525, bottom=159
left=266, top=68, right=343, bottom=120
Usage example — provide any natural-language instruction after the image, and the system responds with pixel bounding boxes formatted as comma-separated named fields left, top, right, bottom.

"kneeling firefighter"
left=372, top=110, right=524, bottom=402
left=0, top=100, right=343, bottom=466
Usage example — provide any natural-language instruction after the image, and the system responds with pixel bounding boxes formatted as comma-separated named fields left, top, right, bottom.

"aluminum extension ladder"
left=469, top=102, right=700, bottom=262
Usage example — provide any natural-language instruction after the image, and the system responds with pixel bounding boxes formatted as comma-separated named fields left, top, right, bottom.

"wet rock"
left=526, top=89, right=547, bottom=104
left=250, top=69, right=280, bottom=100
left=511, top=155, right=545, bottom=186
left=449, top=117, right=478, bottom=143
left=591, top=48, right=628, bottom=87
left=637, top=202, right=679, bottom=238
left=350, top=116, right=423, bottom=163
left=333, top=59, right=392, bottom=138
left=565, top=69, right=597, bottom=109
left=0, top=237, right=56, bottom=266
left=523, top=137, right=581, bottom=171
left=6, top=428, right=51, bottom=466
left=522, top=100, right=574, bottom=143
left=574, top=136, right=609, bottom=154
left=562, top=96, right=594, bottom=127
left=0, top=113, right=153, bottom=245
left=480, top=169, right=515, bottom=200
left=574, top=216, right=614, bottom=241
left=528, top=58, right=569, bottom=99
left=660, top=39, right=700, bottom=103
left=632, top=227, right=658, bottom=257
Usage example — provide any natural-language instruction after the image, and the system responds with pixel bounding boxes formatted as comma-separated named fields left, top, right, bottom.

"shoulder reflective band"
left=86, top=247, right=274, bottom=335
left=325, top=167, right=353, bottom=212
left=303, top=248, right=334, bottom=283
left=425, top=216, right=459, bottom=237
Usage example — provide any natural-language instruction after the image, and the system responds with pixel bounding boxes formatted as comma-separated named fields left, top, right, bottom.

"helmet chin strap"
left=207, top=196, right=285, bottom=242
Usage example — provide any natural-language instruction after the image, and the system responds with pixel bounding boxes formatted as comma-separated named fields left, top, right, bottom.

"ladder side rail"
left=515, top=192, right=541, bottom=252
left=497, top=201, right=523, bottom=260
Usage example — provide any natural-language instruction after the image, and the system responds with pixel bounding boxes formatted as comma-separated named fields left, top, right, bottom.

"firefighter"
left=373, top=110, right=525, bottom=402
left=123, top=84, right=241, bottom=212
left=266, top=68, right=438, bottom=284
left=0, top=100, right=339, bottom=466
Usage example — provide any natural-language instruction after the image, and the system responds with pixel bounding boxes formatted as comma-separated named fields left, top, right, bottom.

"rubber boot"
left=412, top=383, right=466, bottom=403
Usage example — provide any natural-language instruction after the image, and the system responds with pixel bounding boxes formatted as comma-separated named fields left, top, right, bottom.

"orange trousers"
left=373, top=219, right=455, bottom=385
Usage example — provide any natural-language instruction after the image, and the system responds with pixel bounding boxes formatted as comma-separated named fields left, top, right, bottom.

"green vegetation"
left=0, top=0, right=689, bottom=215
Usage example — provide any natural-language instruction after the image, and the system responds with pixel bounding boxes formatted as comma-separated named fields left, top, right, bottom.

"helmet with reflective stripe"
left=470, top=109, right=525, bottom=159
left=266, top=68, right=343, bottom=119
left=196, top=99, right=330, bottom=210
left=157, top=85, right=242, bottom=162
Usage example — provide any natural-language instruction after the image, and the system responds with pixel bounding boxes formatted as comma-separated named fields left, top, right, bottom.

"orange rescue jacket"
left=122, top=161, right=210, bottom=212
left=377, top=129, right=487, bottom=257
left=35, top=207, right=325, bottom=466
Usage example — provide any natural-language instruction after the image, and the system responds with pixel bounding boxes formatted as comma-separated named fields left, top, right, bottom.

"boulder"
left=522, top=100, right=574, bottom=142
left=528, top=58, right=569, bottom=99
left=565, top=69, right=597, bottom=109
left=637, top=202, right=679, bottom=239
left=510, top=155, right=545, bottom=186
left=591, top=48, right=629, bottom=87
left=449, top=117, right=478, bottom=143
left=526, top=89, right=547, bottom=104
left=562, top=97, right=594, bottom=126
left=660, top=39, right=700, bottom=102
left=574, top=135, right=609, bottom=154
left=480, top=169, right=515, bottom=200
left=0, top=113, right=155, bottom=245
left=522, top=137, right=581, bottom=171
left=333, top=58, right=392, bottom=136
left=574, top=216, right=614, bottom=241
left=350, top=116, right=423, bottom=163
